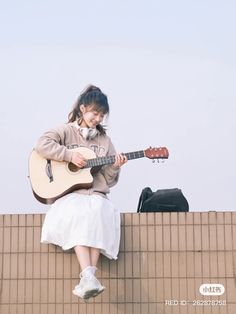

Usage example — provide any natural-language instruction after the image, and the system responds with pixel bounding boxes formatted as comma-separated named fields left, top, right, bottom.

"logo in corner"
left=199, top=283, right=225, bottom=296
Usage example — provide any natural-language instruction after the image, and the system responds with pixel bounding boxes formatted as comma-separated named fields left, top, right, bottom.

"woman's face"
left=79, top=104, right=105, bottom=128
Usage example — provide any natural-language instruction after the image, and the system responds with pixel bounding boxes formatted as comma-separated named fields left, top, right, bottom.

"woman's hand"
left=113, top=153, right=128, bottom=168
left=71, top=152, right=87, bottom=168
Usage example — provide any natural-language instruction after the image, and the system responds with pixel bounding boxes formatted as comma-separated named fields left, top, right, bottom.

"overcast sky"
left=1, top=0, right=235, bottom=214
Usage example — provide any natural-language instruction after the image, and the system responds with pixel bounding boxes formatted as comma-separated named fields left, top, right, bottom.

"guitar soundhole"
left=68, top=162, right=79, bottom=173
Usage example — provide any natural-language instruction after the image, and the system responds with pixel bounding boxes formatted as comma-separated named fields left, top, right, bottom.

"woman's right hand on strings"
left=71, top=152, right=87, bottom=168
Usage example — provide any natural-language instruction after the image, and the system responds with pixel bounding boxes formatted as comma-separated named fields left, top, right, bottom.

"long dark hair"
left=68, top=85, right=109, bottom=135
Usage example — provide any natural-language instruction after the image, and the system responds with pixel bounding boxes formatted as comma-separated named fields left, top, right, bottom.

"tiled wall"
left=0, top=212, right=236, bottom=314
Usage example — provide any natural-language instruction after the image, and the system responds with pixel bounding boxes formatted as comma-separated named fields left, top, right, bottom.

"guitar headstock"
left=144, top=147, right=169, bottom=160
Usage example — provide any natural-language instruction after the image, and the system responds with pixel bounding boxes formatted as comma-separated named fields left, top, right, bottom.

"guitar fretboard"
left=85, top=150, right=145, bottom=168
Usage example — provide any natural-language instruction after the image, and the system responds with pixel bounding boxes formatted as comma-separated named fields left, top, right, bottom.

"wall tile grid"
left=0, top=212, right=235, bottom=314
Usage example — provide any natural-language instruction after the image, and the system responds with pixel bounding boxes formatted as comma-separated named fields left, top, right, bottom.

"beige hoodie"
left=35, top=122, right=120, bottom=198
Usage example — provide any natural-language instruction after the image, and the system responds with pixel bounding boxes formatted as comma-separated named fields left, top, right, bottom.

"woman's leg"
left=90, top=247, right=100, bottom=267
left=74, top=245, right=100, bottom=269
left=73, top=245, right=104, bottom=299
left=74, top=245, right=91, bottom=270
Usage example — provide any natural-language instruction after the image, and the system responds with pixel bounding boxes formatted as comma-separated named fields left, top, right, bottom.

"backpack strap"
left=137, top=187, right=153, bottom=213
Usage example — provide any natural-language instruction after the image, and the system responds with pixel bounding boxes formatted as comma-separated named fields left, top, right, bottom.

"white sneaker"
left=90, top=276, right=105, bottom=297
left=73, top=274, right=105, bottom=300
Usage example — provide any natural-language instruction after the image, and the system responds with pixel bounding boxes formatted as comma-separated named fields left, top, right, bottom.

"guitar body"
left=29, top=147, right=96, bottom=204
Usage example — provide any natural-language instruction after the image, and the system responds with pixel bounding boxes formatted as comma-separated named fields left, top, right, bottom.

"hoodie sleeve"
left=100, top=137, right=120, bottom=188
left=34, top=125, right=73, bottom=162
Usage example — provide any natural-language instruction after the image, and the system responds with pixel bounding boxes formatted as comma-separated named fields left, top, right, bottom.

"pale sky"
left=1, top=0, right=235, bottom=214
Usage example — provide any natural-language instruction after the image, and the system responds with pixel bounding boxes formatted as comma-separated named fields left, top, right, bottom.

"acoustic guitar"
left=28, top=146, right=169, bottom=204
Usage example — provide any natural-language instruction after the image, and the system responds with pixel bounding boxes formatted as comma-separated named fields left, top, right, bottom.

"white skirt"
left=41, top=193, right=120, bottom=259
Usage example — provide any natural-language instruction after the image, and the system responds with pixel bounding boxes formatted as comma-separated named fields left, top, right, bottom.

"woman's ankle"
left=91, top=266, right=97, bottom=275
left=80, top=266, right=94, bottom=278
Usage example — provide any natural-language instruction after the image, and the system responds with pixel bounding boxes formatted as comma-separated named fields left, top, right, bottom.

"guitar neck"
left=85, top=150, right=145, bottom=168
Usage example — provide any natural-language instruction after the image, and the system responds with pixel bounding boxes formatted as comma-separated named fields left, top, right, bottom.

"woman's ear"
left=80, top=104, right=85, bottom=113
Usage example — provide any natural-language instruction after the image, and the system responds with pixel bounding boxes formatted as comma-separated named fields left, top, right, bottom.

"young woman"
left=35, top=85, right=127, bottom=300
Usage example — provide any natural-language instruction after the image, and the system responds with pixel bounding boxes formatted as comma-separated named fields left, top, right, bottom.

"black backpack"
left=137, top=187, right=189, bottom=212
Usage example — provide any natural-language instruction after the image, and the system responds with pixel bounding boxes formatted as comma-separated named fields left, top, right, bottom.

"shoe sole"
left=84, top=288, right=100, bottom=299
left=72, top=284, right=105, bottom=300
left=72, top=288, right=99, bottom=299
left=92, top=287, right=105, bottom=298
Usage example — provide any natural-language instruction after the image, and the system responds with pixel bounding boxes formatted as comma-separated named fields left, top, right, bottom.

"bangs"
left=88, top=103, right=109, bottom=115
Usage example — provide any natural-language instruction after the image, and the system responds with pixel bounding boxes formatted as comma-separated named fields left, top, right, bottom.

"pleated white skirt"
left=41, top=193, right=120, bottom=259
